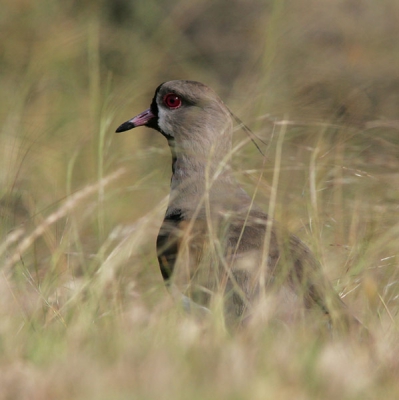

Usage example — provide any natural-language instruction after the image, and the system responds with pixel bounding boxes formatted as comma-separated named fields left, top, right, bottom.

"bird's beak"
left=115, top=108, right=155, bottom=133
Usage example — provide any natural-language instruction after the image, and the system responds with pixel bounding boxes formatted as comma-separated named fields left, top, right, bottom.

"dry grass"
left=1, top=0, right=399, bottom=398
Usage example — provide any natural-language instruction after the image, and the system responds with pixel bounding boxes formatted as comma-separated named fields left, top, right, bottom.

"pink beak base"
left=115, top=108, right=155, bottom=132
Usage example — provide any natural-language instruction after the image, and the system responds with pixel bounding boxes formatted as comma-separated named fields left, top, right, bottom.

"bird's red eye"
left=163, top=93, right=182, bottom=109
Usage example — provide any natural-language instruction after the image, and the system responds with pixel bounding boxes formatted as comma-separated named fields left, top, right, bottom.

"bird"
left=115, top=80, right=355, bottom=329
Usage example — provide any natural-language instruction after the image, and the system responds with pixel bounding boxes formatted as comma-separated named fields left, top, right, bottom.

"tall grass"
left=1, top=0, right=399, bottom=398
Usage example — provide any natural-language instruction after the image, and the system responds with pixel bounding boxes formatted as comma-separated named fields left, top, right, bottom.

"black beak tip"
left=115, top=121, right=135, bottom=133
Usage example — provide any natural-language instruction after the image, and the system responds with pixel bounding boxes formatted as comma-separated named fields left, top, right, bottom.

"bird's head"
left=116, top=80, right=233, bottom=158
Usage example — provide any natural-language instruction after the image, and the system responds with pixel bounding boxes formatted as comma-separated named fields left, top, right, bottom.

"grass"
left=1, top=0, right=399, bottom=398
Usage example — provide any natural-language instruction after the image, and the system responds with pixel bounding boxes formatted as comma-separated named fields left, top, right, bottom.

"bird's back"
left=157, top=183, right=338, bottom=326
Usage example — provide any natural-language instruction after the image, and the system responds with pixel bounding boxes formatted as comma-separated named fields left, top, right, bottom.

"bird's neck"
left=166, top=140, right=239, bottom=214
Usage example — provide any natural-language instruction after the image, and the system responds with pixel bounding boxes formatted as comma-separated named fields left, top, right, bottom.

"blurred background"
left=2, top=0, right=399, bottom=290
left=1, top=0, right=399, bottom=398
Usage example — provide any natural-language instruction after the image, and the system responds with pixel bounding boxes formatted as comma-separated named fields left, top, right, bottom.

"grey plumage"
left=116, top=80, right=355, bottom=329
